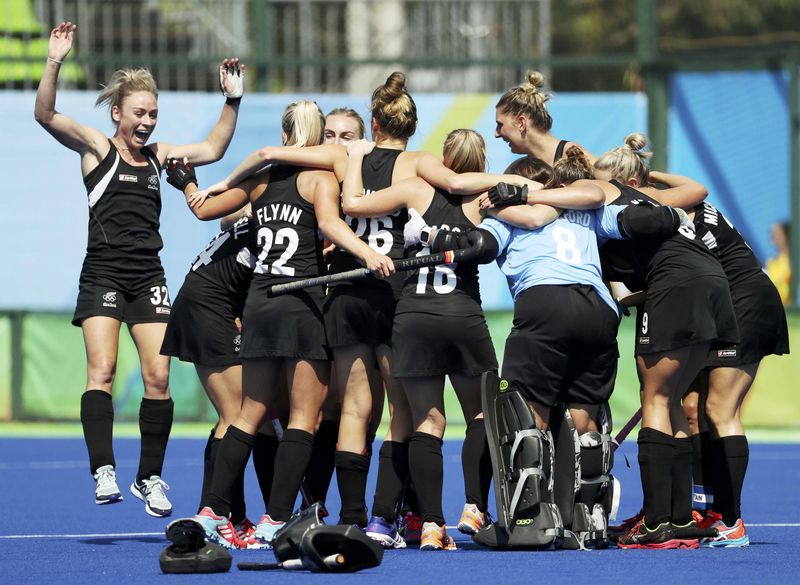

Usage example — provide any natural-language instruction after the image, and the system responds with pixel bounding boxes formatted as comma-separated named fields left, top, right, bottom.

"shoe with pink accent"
left=193, top=507, right=245, bottom=549
left=702, top=518, right=749, bottom=548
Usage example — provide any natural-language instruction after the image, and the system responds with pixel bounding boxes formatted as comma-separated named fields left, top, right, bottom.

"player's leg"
left=258, top=358, right=329, bottom=542
left=452, top=373, right=493, bottom=536
left=129, top=321, right=174, bottom=517
left=81, top=316, right=123, bottom=504
left=333, top=344, right=380, bottom=527
left=701, top=363, right=759, bottom=547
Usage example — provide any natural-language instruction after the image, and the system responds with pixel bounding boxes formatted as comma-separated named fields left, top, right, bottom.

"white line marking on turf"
left=749, top=523, right=800, bottom=527
left=0, top=532, right=163, bottom=539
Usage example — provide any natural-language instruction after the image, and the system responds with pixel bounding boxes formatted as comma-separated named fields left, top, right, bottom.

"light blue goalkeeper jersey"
left=479, top=205, right=626, bottom=316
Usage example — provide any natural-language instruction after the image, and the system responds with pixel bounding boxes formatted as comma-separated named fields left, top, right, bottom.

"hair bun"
left=624, top=133, right=648, bottom=152
left=384, top=72, right=407, bottom=97
left=526, top=71, right=545, bottom=90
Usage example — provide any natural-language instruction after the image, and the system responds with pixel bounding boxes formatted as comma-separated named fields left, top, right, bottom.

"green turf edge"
left=2, top=421, right=800, bottom=443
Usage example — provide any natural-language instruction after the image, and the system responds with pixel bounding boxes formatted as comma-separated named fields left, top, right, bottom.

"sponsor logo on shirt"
left=155, top=307, right=171, bottom=315
left=102, top=291, right=117, bottom=307
left=717, top=349, right=737, bottom=358
left=119, top=174, right=138, bottom=183
left=639, top=336, right=650, bottom=345
left=147, top=175, right=159, bottom=191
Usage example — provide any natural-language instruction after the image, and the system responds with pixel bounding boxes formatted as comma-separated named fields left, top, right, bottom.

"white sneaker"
left=93, top=465, right=123, bottom=505
left=130, top=476, right=172, bottom=517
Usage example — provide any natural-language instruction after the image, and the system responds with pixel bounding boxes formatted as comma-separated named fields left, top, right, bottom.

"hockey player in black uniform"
left=592, top=134, right=739, bottom=549
left=681, top=201, right=789, bottom=547
left=34, top=21, right=244, bottom=516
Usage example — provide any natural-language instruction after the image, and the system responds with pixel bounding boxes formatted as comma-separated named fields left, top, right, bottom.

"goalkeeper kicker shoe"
left=94, top=465, right=123, bottom=505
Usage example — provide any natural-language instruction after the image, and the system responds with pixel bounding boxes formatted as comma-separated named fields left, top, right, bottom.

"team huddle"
left=36, top=21, right=788, bottom=555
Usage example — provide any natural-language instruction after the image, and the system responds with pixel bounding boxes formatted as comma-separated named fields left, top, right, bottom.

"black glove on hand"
left=487, top=182, right=528, bottom=207
left=165, top=158, right=197, bottom=192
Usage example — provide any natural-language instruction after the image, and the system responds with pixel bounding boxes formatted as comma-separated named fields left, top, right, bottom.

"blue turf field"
left=2, top=437, right=799, bottom=584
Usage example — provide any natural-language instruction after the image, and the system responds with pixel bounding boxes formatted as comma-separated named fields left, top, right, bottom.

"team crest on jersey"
left=119, top=174, right=138, bottom=183
left=639, top=336, right=650, bottom=345
left=717, top=349, right=737, bottom=358
left=102, top=291, right=117, bottom=307
left=147, top=175, right=159, bottom=190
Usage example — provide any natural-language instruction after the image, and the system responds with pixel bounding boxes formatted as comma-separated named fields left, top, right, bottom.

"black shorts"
left=72, top=274, right=171, bottom=327
left=240, top=277, right=329, bottom=361
left=706, top=281, right=789, bottom=367
left=392, top=311, right=498, bottom=377
left=635, top=275, right=739, bottom=355
left=323, top=285, right=396, bottom=348
left=160, top=273, right=245, bottom=367
left=501, top=284, right=619, bottom=408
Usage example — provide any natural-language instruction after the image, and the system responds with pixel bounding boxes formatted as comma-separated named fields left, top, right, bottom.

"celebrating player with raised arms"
left=34, top=21, right=244, bottom=517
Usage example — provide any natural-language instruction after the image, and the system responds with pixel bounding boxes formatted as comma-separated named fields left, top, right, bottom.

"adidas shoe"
left=130, top=476, right=172, bottom=517
left=617, top=521, right=698, bottom=549
left=398, top=511, right=423, bottom=544
left=419, top=522, right=457, bottom=551
left=194, top=507, right=245, bottom=549
left=233, top=517, right=263, bottom=549
left=253, top=514, right=285, bottom=548
left=701, top=518, right=749, bottom=548
left=93, top=465, right=123, bottom=505
left=366, top=515, right=407, bottom=549
left=457, top=503, right=490, bottom=535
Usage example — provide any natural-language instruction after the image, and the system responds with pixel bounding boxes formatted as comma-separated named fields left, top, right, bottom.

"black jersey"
left=250, top=165, right=323, bottom=285
left=328, top=147, right=408, bottom=292
left=84, top=140, right=164, bottom=262
left=691, top=202, right=770, bottom=290
left=397, top=190, right=481, bottom=315
left=599, top=180, right=724, bottom=291
left=189, top=216, right=255, bottom=296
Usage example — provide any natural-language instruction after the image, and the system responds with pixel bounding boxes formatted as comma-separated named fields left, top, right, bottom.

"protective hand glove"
left=165, top=157, right=197, bottom=192
left=487, top=182, right=528, bottom=207
left=219, top=60, right=244, bottom=100
left=403, top=208, right=429, bottom=248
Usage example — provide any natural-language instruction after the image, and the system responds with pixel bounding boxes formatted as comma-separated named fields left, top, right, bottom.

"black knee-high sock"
left=335, top=451, right=371, bottom=526
left=252, top=433, right=280, bottom=511
left=638, top=428, right=675, bottom=528
left=462, top=419, right=492, bottom=513
left=671, top=437, right=694, bottom=525
left=199, top=433, right=221, bottom=512
left=81, top=390, right=115, bottom=474
left=718, top=435, right=749, bottom=525
left=372, top=441, right=409, bottom=522
left=267, top=429, right=315, bottom=522
left=136, top=397, right=174, bottom=481
left=304, top=420, right=339, bottom=505
left=207, top=425, right=255, bottom=518
left=230, top=462, right=247, bottom=525
left=690, top=431, right=715, bottom=511
left=409, top=432, right=445, bottom=525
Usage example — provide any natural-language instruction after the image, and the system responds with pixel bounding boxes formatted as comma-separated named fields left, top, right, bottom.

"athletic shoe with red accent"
left=457, top=503, right=490, bottom=535
left=696, top=510, right=723, bottom=530
left=701, top=518, right=749, bottom=548
left=398, top=511, right=423, bottom=544
left=234, top=517, right=263, bottom=549
left=617, top=521, right=699, bottom=549
left=193, top=507, right=245, bottom=549
left=419, top=522, right=457, bottom=551
left=608, top=508, right=643, bottom=542
left=253, top=513, right=285, bottom=548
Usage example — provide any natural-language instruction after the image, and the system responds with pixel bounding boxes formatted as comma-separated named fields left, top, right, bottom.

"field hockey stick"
left=268, top=408, right=317, bottom=511
left=268, top=245, right=480, bottom=296
left=238, top=554, right=345, bottom=572
left=611, top=407, right=642, bottom=452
